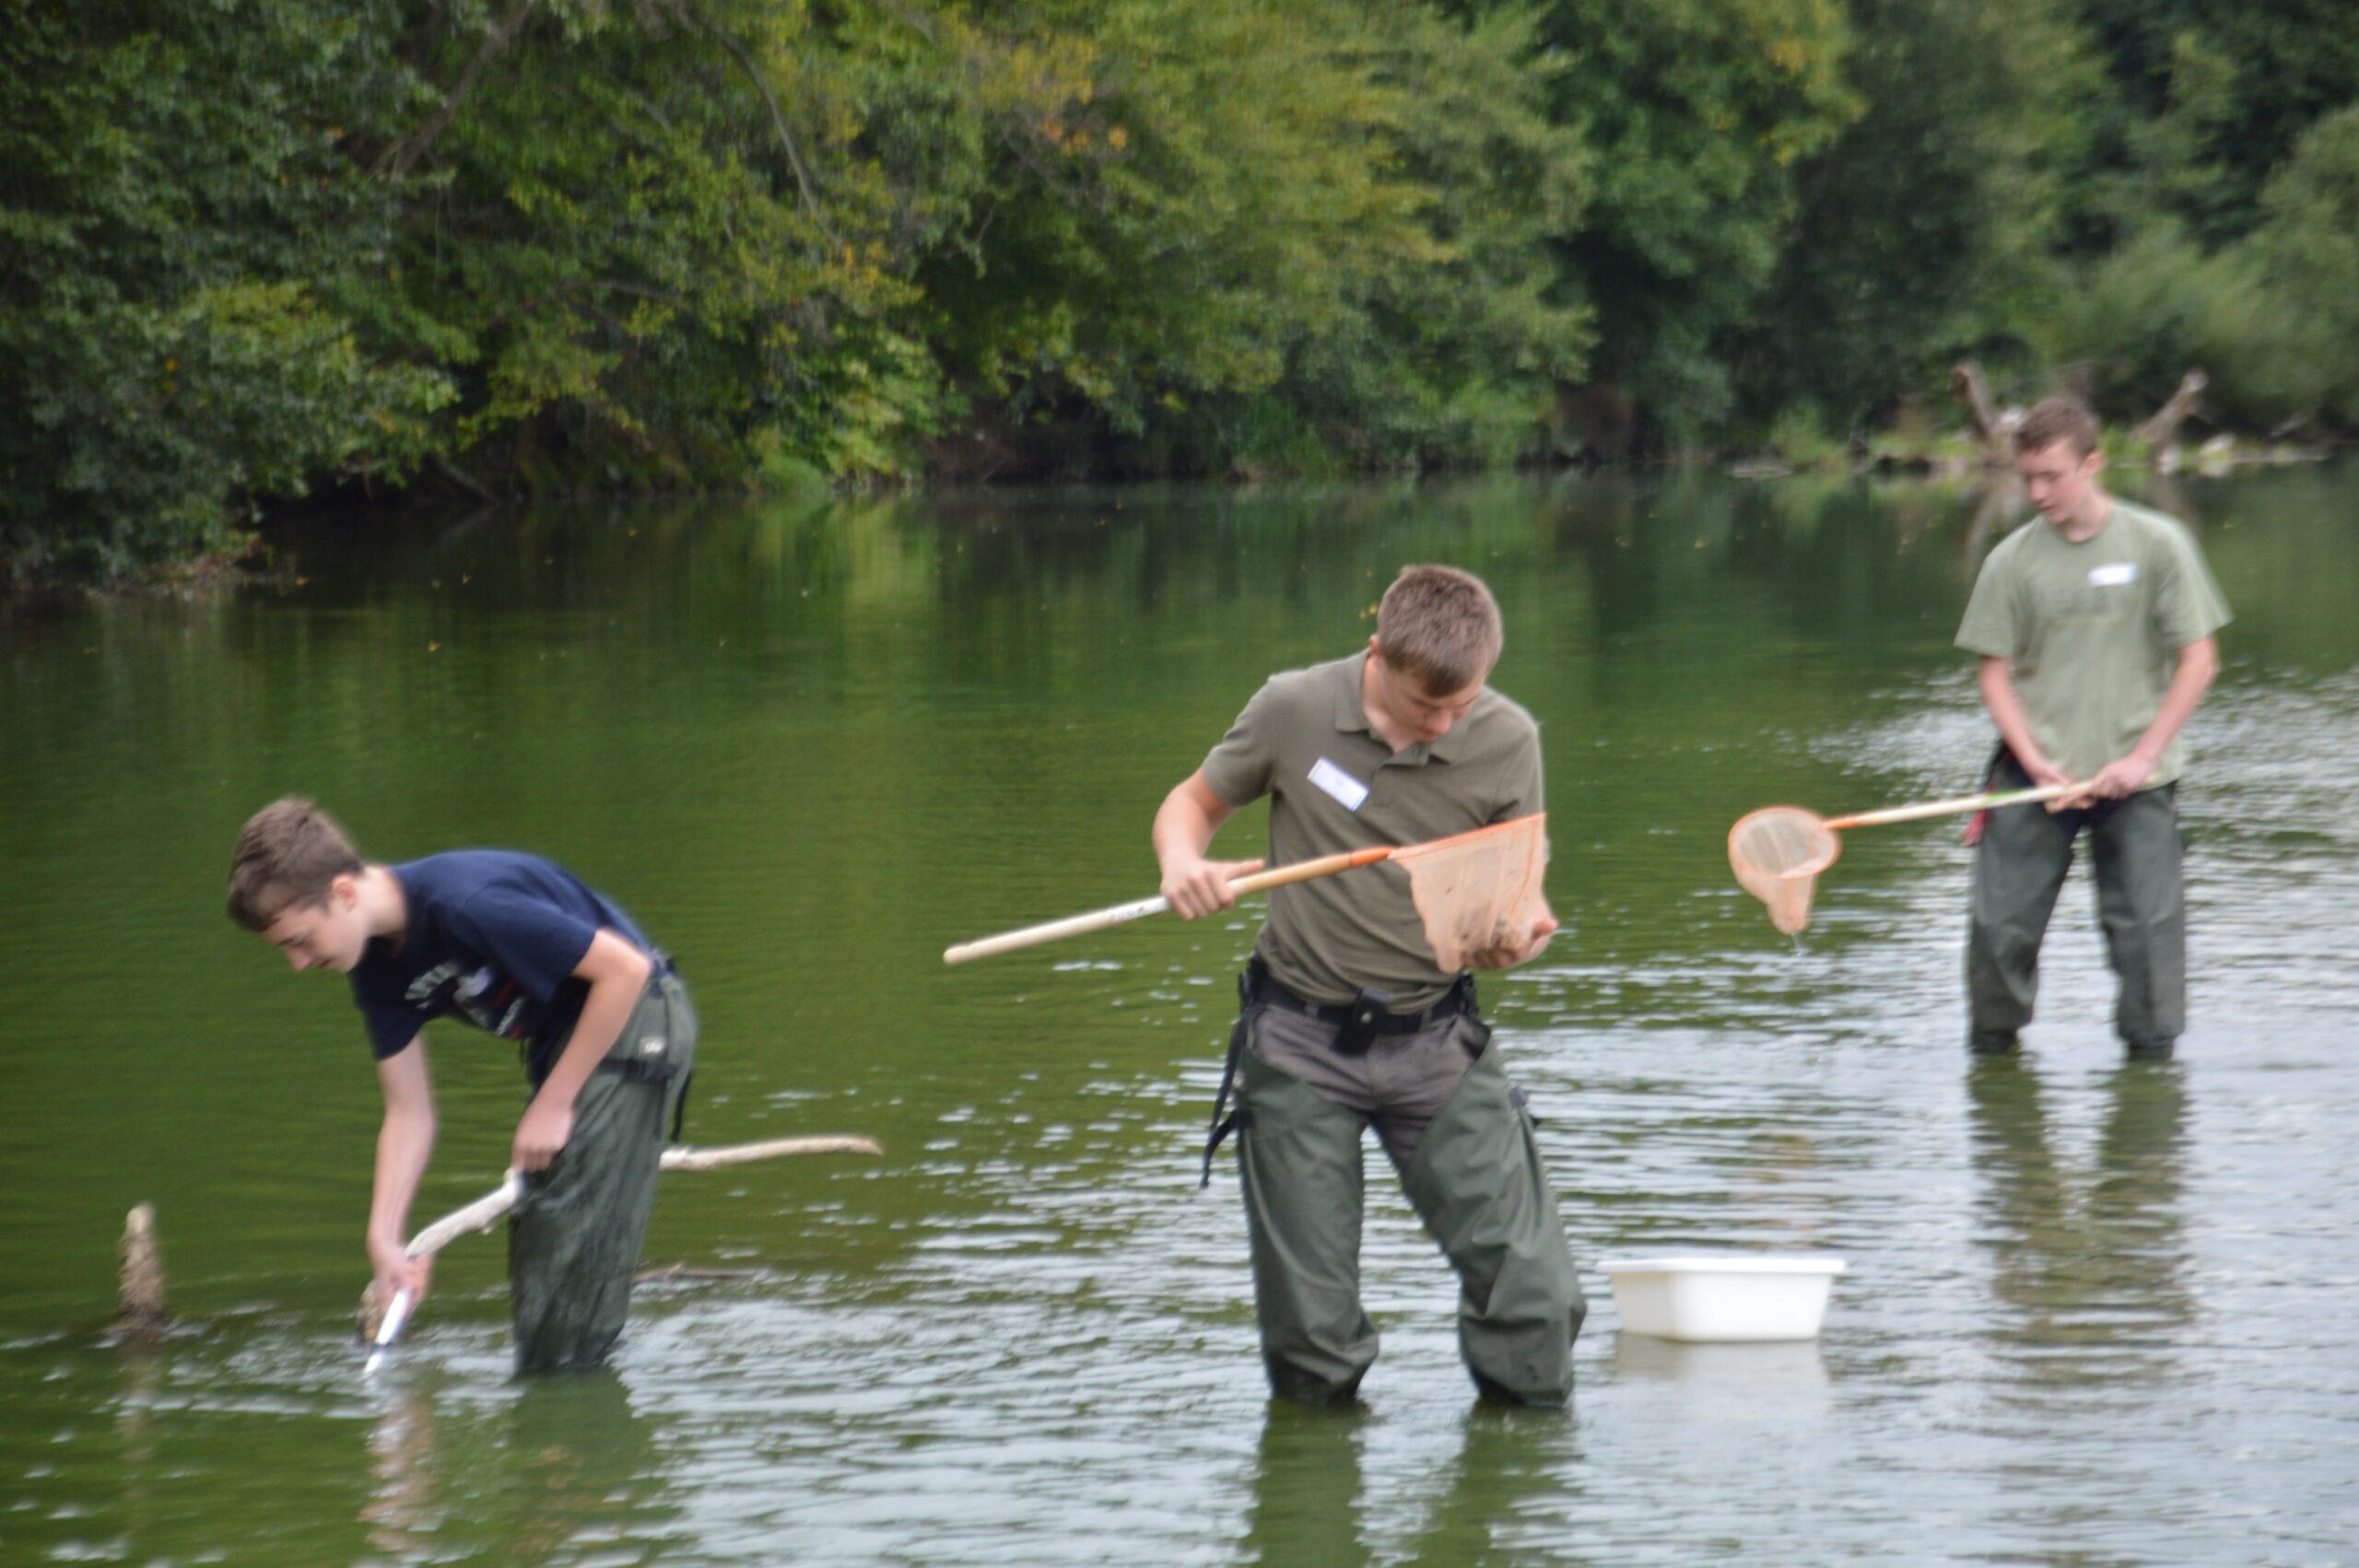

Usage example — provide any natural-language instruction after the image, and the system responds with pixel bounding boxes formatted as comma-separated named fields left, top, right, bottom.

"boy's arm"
left=1155, top=769, right=1263, bottom=919
left=368, top=1040, right=438, bottom=1303
left=2083, top=635, right=2220, bottom=799
left=1978, top=657, right=2082, bottom=809
left=510, top=929, right=653, bottom=1173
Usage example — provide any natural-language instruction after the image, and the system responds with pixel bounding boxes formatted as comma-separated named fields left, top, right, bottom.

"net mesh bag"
left=1392, top=813, right=1549, bottom=970
left=1728, top=807, right=1841, bottom=934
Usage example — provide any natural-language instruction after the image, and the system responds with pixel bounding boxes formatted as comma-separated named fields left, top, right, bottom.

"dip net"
left=1728, top=807, right=1841, bottom=934
left=1392, top=813, right=1550, bottom=969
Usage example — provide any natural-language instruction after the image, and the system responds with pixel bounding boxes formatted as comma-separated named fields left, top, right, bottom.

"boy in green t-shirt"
left=1954, top=397, right=2230, bottom=1059
left=1154, top=565, right=1580, bottom=1407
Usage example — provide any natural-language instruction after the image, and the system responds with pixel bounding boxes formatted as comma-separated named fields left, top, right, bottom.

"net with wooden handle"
left=943, top=814, right=1549, bottom=966
left=1730, top=783, right=2084, bottom=932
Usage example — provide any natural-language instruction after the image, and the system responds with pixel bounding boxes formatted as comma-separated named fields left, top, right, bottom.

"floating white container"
left=1600, top=1254, right=1846, bottom=1342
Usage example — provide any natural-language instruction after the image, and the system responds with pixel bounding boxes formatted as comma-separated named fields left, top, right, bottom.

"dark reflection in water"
left=1242, top=1404, right=1372, bottom=1566
left=1242, top=1400, right=1580, bottom=1567
left=1967, top=1059, right=2191, bottom=1385
left=364, top=1371, right=684, bottom=1564
left=1397, top=1406, right=1583, bottom=1567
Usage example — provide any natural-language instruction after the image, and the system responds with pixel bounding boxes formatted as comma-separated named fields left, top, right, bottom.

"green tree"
left=2070, top=0, right=2359, bottom=244
left=1734, top=0, right=2097, bottom=431
left=0, top=1, right=448, bottom=582
left=1509, top=0, right=1859, bottom=445
left=913, top=0, right=1590, bottom=476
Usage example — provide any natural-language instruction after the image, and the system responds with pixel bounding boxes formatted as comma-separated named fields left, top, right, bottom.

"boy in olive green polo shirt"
left=1154, top=565, right=1583, bottom=1406
left=1955, top=396, right=2230, bottom=1059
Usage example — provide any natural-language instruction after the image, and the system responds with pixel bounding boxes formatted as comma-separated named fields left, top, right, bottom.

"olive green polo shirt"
left=1200, top=651, right=1545, bottom=1009
left=1955, top=498, right=2230, bottom=787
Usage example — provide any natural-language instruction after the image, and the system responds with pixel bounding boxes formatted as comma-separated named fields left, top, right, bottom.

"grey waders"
left=509, top=965, right=697, bottom=1373
left=1968, top=758, right=2186, bottom=1057
left=1226, top=972, right=1583, bottom=1406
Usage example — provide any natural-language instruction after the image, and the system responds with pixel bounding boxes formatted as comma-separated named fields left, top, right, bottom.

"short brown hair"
left=2014, top=395, right=2100, bottom=459
left=1374, top=565, right=1504, bottom=693
left=228, top=797, right=364, bottom=931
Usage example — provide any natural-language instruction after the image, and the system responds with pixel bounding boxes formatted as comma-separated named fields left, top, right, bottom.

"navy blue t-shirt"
left=348, top=850, right=653, bottom=1076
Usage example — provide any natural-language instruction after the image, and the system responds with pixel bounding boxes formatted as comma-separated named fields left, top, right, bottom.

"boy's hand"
left=1160, top=853, right=1265, bottom=920
left=2083, top=752, right=2156, bottom=801
left=512, top=1096, right=576, bottom=1172
left=1468, top=914, right=1559, bottom=970
left=368, top=1237, right=432, bottom=1305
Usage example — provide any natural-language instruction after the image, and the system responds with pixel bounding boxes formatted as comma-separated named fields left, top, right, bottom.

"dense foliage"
left=4, top=0, right=2354, bottom=582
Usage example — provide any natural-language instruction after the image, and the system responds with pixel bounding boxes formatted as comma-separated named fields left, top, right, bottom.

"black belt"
left=1202, top=959, right=1479, bottom=1188
left=1245, top=957, right=1476, bottom=1046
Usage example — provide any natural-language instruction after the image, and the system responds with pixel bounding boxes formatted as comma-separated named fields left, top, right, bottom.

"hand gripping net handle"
left=1728, top=807, right=1841, bottom=934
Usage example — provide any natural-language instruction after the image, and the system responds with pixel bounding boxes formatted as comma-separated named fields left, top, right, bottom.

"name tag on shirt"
left=2088, top=562, right=2137, bottom=587
left=1308, top=756, right=1370, bottom=812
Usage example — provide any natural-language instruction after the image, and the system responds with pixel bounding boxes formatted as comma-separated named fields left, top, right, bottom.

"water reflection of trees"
left=1966, top=1059, right=2192, bottom=1393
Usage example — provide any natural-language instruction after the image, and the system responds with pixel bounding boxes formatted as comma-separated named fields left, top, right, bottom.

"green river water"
left=4, top=465, right=2356, bottom=1563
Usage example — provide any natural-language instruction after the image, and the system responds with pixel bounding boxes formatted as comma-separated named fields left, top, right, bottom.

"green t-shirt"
left=1954, top=498, right=2230, bottom=787
left=1200, top=651, right=1544, bottom=1009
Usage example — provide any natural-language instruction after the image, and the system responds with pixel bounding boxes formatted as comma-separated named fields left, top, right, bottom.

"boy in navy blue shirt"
left=229, top=797, right=696, bottom=1372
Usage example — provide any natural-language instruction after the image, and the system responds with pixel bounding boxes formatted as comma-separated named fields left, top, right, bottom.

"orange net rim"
left=1727, top=805, right=1842, bottom=881
left=1390, top=811, right=1545, bottom=864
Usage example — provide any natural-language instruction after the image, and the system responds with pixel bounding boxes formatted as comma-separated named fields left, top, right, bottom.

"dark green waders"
left=1234, top=1012, right=1583, bottom=1407
left=1399, top=1038, right=1584, bottom=1407
left=509, top=966, right=697, bottom=1374
left=1238, top=1043, right=1382, bottom=1403
left=1967, top=763, right=2186, bottom=1056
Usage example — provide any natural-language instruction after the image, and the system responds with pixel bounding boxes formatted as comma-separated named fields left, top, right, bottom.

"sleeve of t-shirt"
left=2153, top=526, right=2232, bottom=649
left=1494, top=721, right=1545, bottom=824
left=352, top=974, right=427, bottom=1059
left=443, top=888, right=600, bottom=1005
left=1198, top=678, right=1284, bottom=808
left=1955, top=545, right=2022, bottom=660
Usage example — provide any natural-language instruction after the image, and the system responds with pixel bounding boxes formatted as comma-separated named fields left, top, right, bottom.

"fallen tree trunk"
left=2137, top=369, right=2208, bottom=451
left=1950, top=361, right=2016, bottom=465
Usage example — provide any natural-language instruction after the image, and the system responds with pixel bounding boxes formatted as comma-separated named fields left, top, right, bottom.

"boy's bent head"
left=2013, top=395, right=2099, bottom=460
left=1374, top=565, right=1504, bottom=695
left=229, top=797, right=364, bottom=934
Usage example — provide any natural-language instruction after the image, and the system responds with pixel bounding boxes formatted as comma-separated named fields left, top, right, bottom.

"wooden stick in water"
left=360, top=1133, right=884, bottom=1369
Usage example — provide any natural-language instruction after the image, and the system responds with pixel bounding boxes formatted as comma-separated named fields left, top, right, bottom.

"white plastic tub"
left=1600, top=1254, right=1846, bottom=1342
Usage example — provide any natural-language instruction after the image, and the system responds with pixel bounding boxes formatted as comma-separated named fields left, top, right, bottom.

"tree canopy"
left=4, top=0, right=2354, bottom=582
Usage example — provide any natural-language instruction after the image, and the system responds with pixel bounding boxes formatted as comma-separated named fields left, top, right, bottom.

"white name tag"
left=1307, top=756, right=1370, bottom=812
left=2088, top=562, right=2137, bottom=587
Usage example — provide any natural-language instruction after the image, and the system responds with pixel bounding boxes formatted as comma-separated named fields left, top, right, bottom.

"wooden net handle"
left=1822, top=781, right=2083, bottom=831
left=942, top=848, right=1395, bottom=965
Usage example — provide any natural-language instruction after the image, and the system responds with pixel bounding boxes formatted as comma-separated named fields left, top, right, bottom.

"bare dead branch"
left=377, top=1, right=536, bottom=180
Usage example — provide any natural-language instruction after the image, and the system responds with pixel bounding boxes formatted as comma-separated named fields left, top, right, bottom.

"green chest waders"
left=1219, top=962, right=1583, bottom=1406
left=1398, top=1039, right=1583, bottom=1407
left=1967, top=754, right=2188, bottom=1055
left=508, top=961, right=698, bottom=1374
